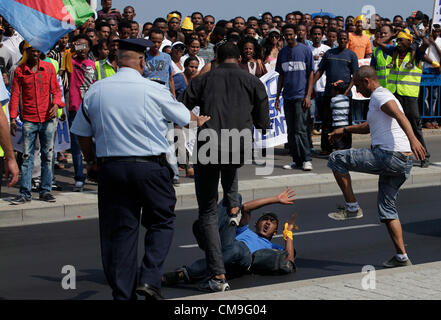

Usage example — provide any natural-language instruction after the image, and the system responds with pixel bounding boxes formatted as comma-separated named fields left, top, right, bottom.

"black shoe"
left=136, top=283, right=164, bottom=300
left=10, top=195, right=31, bottom=205
left=420, top=159, right=430, bottom=168
left=39, top=193, right=56, bottom=202
left=162, top=267, right=190, bottom=287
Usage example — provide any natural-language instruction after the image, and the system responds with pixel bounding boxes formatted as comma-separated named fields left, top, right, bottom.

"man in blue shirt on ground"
left=161, top=188, right=297, bottom=287
left=71, top=38, right=209, bottom=301
left=275, top=24, right=314, bottom=172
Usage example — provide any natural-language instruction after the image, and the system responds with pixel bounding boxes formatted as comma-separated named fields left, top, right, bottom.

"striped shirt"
left=331, top=94, right=350, bottom=127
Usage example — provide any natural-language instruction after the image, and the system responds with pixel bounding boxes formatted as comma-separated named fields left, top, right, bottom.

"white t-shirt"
left=367, top=87, right=411, bottom=152
left=180, top=54, right=205, bottom=72
left=424, top=37, right=441, bottom=68
left=171, top=60, right=184, bottom=75
left=312, top=44, right=330, bottom=93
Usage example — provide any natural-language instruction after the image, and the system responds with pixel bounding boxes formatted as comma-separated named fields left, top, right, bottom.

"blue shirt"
left=70, top=67, right=190, bottom=157
left=318, top=48, right=359, bottom=96
left=236, top=225, right=283, bottom=254
left=275, top=43, right=313, bottom=100
left=173, top=73, right=187, bottom=100
left=143, top=52, right=173, bottom=87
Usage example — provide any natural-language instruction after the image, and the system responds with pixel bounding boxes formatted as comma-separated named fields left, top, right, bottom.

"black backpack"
left=250, top=249, right=296, bottom=275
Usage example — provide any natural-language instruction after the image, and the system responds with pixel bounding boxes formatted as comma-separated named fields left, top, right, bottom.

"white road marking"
left=178, top=224, right=381, bottom=248
left=263, top=173, right=318, bottom=179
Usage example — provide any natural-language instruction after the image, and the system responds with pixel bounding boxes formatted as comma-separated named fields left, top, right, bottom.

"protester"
left=170, top=41, right=186, bottom=74
left=327, top=66, right=425, bottom=268
left=196, top=26, right=215, bottom=64
left=70, top=38, right=209, bottom=300
left=118, top=20, right=132, bottom=40
left=181, top=42, right=270, bottom=292
left=9, top=43, right=64, bottom=204
left=166, top=15, right=185, bottom=43
left=275, top=24, right=314, bottom=171
left=192, top=12, right=204, bottom=30
left=181, top=37, right=205, bottom=72
left=97, top=0, right=121, bottom=21
left=310, top=25, right=331, bottom=135
left=239, top=36, right=267, bottom=77
left=96, top=22, right=111, bottom=40
left=330, top=80, right=351, bottom=150
left=376, top=28, right=430, bottom=167
left=313, top=30, right=359, bottom=156
left=162, top=189, right=297, bottom=287
left=348, top=15, right=373, bottom=59
left=68, top=34, right=96, bottom=192
left=122, top=6, right=136, bottom=21
left=263, top=28, right=282, bottom=71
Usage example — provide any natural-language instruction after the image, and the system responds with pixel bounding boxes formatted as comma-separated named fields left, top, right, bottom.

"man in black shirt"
left=182, top=42, right=270, bottom=292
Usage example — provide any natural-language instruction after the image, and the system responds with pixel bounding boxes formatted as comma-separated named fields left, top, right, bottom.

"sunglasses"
left=205, top=21, right=215, bottom=25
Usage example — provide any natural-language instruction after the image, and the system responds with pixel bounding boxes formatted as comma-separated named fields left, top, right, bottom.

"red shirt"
left=9, top=59, right=64, bottom=123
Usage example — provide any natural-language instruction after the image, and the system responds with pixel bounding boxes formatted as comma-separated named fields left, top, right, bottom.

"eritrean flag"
left=0, top=0, right=94, bottom=53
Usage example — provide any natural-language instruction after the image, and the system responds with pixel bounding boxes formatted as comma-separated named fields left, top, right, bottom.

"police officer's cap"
left=117, top=39, right=153, bottom=54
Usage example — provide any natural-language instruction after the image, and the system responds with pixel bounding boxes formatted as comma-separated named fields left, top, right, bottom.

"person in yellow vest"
left=372, top=25, right=394, bottom=87
left=95, top=36, right=118, bottom=80
left=376, top=28, right=430, bottom=167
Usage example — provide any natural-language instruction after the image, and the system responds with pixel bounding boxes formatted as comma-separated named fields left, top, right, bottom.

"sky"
left=100, top=0, right=435, bottom=25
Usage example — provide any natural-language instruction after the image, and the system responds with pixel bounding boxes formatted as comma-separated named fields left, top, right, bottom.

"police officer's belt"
left=98, top=154, right=167, bottom=165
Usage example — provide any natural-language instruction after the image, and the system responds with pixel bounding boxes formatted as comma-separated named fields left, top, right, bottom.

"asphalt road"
left=1, top=185, right=440, bottom=300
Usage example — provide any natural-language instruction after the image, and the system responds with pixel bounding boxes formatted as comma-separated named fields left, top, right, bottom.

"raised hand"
left=277, top=187, right=296, bottom=205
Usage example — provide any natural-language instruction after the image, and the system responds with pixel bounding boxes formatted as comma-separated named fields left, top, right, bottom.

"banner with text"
left=253, top=71, right=288, bottom=149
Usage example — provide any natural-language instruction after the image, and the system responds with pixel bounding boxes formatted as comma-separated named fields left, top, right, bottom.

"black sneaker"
left=31, top=179, right=41, bottom=192
left=10, top=195, right=31, bottom=205
left=420, top=159, right=430, bottom=168
left=39, top=193, right=56, bottom=202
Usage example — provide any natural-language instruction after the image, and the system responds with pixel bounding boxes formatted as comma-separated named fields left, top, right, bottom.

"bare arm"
left=328, top=121, right=370, bottom=144
left=240, top=188, right=296, bottom=227
left=169, top=73, right=176, bottom=98
left=381, top=100, right=426, bottom=160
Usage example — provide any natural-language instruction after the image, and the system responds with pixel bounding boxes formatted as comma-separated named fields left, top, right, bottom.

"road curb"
left=1, top=165, right=441, bottom=227
left=173, top=261, right=441, bottom=300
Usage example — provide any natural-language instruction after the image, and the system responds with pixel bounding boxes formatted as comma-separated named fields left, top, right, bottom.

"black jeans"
left=284, top=99, right=312, bottom=164
left=193, top=164, right=240, bottom=278
left=98, top=160, right=176, bottom=300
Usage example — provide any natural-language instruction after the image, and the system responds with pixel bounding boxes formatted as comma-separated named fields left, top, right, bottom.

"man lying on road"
left=162, top=188, right=298, bottom=291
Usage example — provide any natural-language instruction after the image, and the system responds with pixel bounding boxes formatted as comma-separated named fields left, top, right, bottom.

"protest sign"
left=253, top=71, right=288, bottom=149
left=11, top=118, right=71, bottom=153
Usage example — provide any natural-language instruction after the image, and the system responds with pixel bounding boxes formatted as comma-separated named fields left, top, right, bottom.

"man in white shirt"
left=1, top=22, right=23, bottom=65
left=310, top=25, right=330, bottom=134
left=327, top=66, right=426, bottom=268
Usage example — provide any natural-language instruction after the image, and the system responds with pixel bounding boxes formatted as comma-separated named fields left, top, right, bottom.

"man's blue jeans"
left=20, top=119, right=56, bottom=199
left=186, top=197, right=251, bottom=282
left=68, top=111, right=86, bottom=183
left=328, top=146, right=413, bottom=222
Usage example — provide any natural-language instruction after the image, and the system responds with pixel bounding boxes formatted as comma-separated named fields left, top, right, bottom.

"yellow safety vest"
left=387, top=52, right=423, bottom=98
left=373, top=47, right=392, bottom=87
left=95, top=60, right=116, bottom=80
left=45, top=57, right=63, bottom=119
left=0, top=104, right=6, bottom=157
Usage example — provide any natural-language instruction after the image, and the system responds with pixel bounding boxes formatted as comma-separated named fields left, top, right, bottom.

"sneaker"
left=198, top=277, right=230, bottom=292
left=328, top=207, right=363, bottom=220
left=10, top=195, right=31, bottom=205
left=173, top=178, right=180, bottom=186
left=31, top=179, right=41, bottom=192
left=383, top=256, right=413, bottom=268
left=228, top=208, right=242, bottom=226
left=420, top=159, right=430, bottom=168
left=283, top=162, right=300, bottom=170
left=73, top=181, right=84, bottom=192
left=302, top=161, right=313, bottom=171
left=162, top=267, right=190, bottom=286
left=39, top=193, right=56, bottom=202
left=52, top=182, right=63, bottom=191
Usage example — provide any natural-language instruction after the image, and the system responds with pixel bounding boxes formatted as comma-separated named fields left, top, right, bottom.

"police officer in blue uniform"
left=70, top=39, right=209, bottom=300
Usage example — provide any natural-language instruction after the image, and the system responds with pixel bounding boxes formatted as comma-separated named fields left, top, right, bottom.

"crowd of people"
left=0, top=0, right=436, bottom=300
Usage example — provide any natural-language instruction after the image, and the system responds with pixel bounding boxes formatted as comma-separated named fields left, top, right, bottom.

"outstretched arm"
left=239, top=188, right=296, bottom=227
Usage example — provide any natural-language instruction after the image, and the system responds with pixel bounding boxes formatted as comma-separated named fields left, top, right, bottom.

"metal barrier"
left=420, top=74, right=441, bottom=121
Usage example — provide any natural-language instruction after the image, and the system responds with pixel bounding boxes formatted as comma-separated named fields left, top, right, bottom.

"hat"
left=411, top=10, right=424, bottom=21
left=397, top=28, right=413, bottom=42
left=182, top=17, right=194, bottom=31
left=268, top=28, right=281, bottom=35
left=117, top=38, right=153, bottom=53
left=167, top=12, right=181, bottom=23
left=256, top=212, right=279, bottom=227
left=171, top=41, right=186, bottom=50
left=353, top=15, right=367, bottom=26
